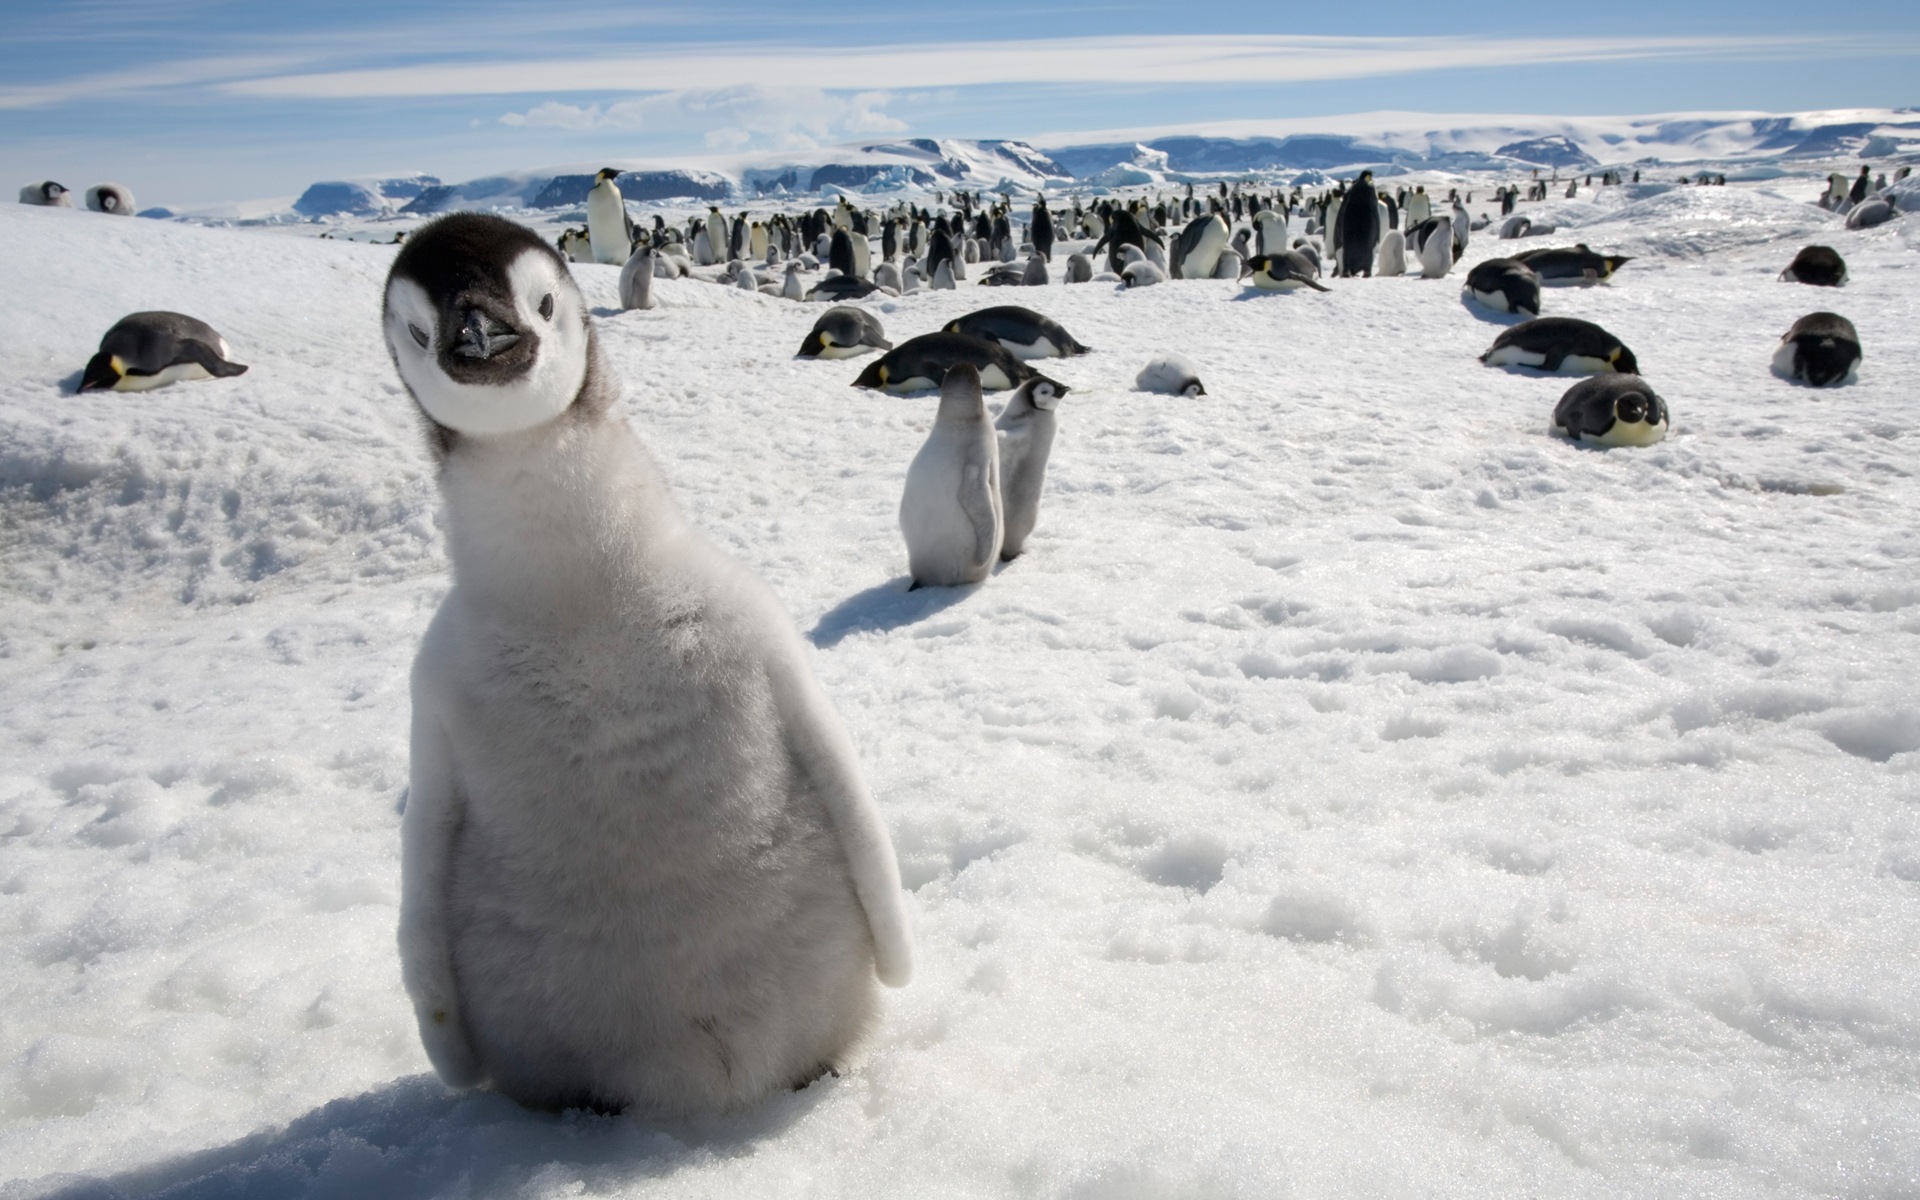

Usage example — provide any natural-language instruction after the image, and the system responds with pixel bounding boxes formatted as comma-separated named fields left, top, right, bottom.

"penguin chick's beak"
left=79, top=351, right=122, bottom=392
left=453, top=309, right=521, bottom=360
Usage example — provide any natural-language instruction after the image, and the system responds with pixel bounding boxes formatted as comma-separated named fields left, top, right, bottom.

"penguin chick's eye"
left=408, top=323, right=429, bottom=350
left=539, top=293, right=554, bottom=321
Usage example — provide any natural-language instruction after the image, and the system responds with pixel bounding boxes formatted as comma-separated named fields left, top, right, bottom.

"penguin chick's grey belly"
left=435, top=603, right=877, bottom=1115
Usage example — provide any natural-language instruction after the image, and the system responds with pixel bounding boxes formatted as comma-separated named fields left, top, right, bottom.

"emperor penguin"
left=85, top=182, right=136, bottom=215
left=1212, top=251, right=1244, bottom=279
left=1376, top=228, right=1407, bottom=276
left=874, top=261, right=904, bottom=292
left=1552, top=375, right=1669, bottom=447
left=705, top=207, right=728, bottom=266
left=1771, top=312, right=1861, bottom=387
left=1463, top=258, right=1542, bottom=316
left=851, top=229, right=873, bottom=280
left=1022, top=254, right=1048, bottom=286
left=1333, top=171, right=1380, bottom=277
left=380, top=212, right=912, bottom=1117
left=1245, top=252, right=1329, bottom=292
left=1136, top=354, right=1205, bottom=397
left=799, top=306, right=891, bottom=358
left=1417, top=220, right=1453, bottom=278
left=994, top=376, right=1063, bottom=560
left=586, top=168, right=633, bottom=266
left=782, top=261, right=806, bottom=301
left=944, top=305, right=1089, bottom=359
left=79, top=311, right=250, bottom=391
left=1064, top=253, right=1093, bottom=283
left=900, top=365, right=1003, bottom=589
left=1481, top=318, right=1639, bottom=375
left=19, top=180, right=72, bottom=207
left=1172, top=213, right=1229, bottom=280
left=1254, top=208, right=1288, bottom=255
left=1779, top=245, right=1847, bottom=288
left=618, top=243, right=655, bottom=310
left=1031, top=201, right=1055, bottom=261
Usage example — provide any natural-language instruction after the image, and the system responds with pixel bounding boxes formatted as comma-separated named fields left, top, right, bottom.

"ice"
left=1, top=160, right=1918, bottom=1197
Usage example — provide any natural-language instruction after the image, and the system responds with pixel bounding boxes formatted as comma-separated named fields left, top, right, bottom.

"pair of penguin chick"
left=20, top=180, right=136, bottom=215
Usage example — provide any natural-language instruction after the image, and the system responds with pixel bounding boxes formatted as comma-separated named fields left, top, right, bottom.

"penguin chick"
left=994, top=377, right=1063, bottom=560
left=79, top=312, right=249, bottom=391
left=900, top=364, right=1002, bottom=588
left=1136, top=354, right=1205, bottom=397
left=381, top=212, right=911, bottom=1117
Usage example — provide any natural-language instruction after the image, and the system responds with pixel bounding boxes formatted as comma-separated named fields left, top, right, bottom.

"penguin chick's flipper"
left=959, top=464, right=998, bottom=570
left=397, top=709, right=485, bottom=1088
left=177, top=340, right=250, bottom=378
left=767, top=647, right=914, bottom=987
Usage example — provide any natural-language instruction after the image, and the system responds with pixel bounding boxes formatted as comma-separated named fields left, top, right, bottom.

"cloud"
left=498, top=86, right=907, bottom=150
left=221, top=33, right=1901, bottom=101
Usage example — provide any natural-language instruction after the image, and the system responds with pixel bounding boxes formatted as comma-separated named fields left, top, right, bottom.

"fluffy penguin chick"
left=1137, top=354, right=1205, bottom=397
left=382, top=213, right=911, bottom=1118
left=994, top=377, right=1063, bottom=560
left=900, top=365, right=1003, bottom=588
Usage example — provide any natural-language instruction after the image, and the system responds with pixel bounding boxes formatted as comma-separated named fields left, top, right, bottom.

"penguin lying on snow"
left=1245, top=252, right=1329, bottom=292
left=808, top=275, right=885, bottom=302
left=1481, top=318, right=1638, bottom=375
left=799, top=306, right=890, bottom=358
left=80, top=312, right=249, bottom=391
left=944, top=306, right=1089, bottom=359
left=19, top=180, right=72, bottom=207
left=1771, top=312, right=1861, bottom=387
left=1552, top=375, right=1669, bottom=447
left=1779, top=245, right=1847, bottom=287
left=381, top=212, right=911, bottom=1117
left=1511, top=244, right=1631, bottom=284
left=853, top=332, right=1064, bottom=394
left=1463, top=258, right=1543, bottom=316
left=1136, top=354, right=1205, bottom=397
left=86, top=183, right=135, bottom=215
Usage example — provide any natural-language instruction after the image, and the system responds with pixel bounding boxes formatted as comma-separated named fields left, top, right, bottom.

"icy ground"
left=1, top=178, right=1918, bottom=1198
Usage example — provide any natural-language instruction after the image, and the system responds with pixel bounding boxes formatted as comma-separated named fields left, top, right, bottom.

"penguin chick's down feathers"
left=380, top=212, right=911, bottom=1119
left=1136, top=354, right=1205, bottom=396
left=900, top=364, right=1003, bottom=587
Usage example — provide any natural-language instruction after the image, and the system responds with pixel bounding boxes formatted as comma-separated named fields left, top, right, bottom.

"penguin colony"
left=37, top=154, right=1902, bottom=1117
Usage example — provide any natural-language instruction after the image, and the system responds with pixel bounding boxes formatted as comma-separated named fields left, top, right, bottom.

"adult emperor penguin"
left=586, top=168, right=633, bottom=266
left=19, top=180, right=72, bottom=206
left=900, top=364, right=1002, bottom=588
left=705, top=207, right=729, bottom=268
left=1771, top=312, right=1861, bottom=387
left=1172, top=213, right=1229, bottom=280
left=1779, top=245, right=1847, bottom=287
left=944, top=305, right=1090, bottom=359
left=1552, top=375, right=1669, bottom=447
left=381, top=212, right=911, bottom=1117
left=1254, top=207, right=1289, bottom=255
left=85, top=182, right=135, bottom=215
left=79, top=311, right=249, bottom=391
left=1511, top=244, right=1631, bottom=284
left=854, top=332, right=1061, bottom=394
left=1333, top=171, right=1380, bottom=277
left=799, top=306, right=891, bottom=358
left=1481, top=318, right=1639, bottom=375
left=618, top=243, right=655, bottom=310
left=994, top=376, right=1063, bottom=560
left=1245, top=251, right=1330, bottom=292
left=1031, top=200, right=1055, bottom=261
left=1463, top=258, right=1543, bottom=315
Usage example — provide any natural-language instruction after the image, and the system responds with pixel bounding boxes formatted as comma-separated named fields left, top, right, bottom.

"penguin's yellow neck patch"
left=878, top=365, right=889, bottom=383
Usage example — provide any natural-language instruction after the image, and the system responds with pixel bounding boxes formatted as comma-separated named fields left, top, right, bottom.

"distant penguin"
left=1064, top=253, right=1093, bottom=284
left=1022, top=254, right=1048, bottom=286
left=1334, top=171, right=1380, bottom=277
left=1552, top=375, right=1669, bottom=447
left=1122, top=260, right=1167, bottom=288
left=1463, top=258, right=1543, bottom=316
left=1254, top=209, right=1288, bottom=255
left=1511, top=244, right=1630, bottom=284
left=1500, top=215, right=1533, bottom=240
left=808, top=275, right=883, bottom=302
left=1771, top=312, right=1861, bottom=387
left=1845, top=197, right=1896, bottom=230
left=944, top=305, right=1089, bottom=359
left=932, top=258, right=958, bottom=290
left=1172, top=213, right=1229, bottom=280
left=854, top=333, right=1060, bottom=394
left=782, top=262, right=805, bottom=301
left=1481, top=318, right=1639, bottom=375
left=1417, top=221, right=1453, bottom=278
left=1213, top=250, right=1244, bottom=279
left=79, top=311, right=249, bottom=391
left=1031, top=201, right=1055, bottom=261
left=874, top=261, right=903, bottom=292
left=1406, top=186, right=1431, bottom=226
left=799, top=306, right=891, bottom=358
left=851, top=228, right=873, bottom=279
left=829, top=229, right=857, bottom=278
left=735, top=267, right=759, bottom=292
left=1246, top=252, right=1330, bottom=292
left=85, top=182, right=135, bottom=216
left=618, top=244, right=655, bottom=310
left=586, top=168, right=632, bottom=266
left=706, top=208, right=728, bottom=267
left=1450, top=201, right=1470, bottom=262
left=900, top=365, right=1002, bottom=589
left=381, top=212, right=911, bottom=1117
left=1136, top=354, right=1205, bottom=397
left=20, top=180, right=72, bottom=207
left=1779, top=245, right=1847, bottom=287
left=557, top=228, right=592, bottom=263
left=994, top=377, right=1064, bottom=560
left=1849, top=165, right=1871, bottom=205
left=1375, top=229, right=1406, bottom=276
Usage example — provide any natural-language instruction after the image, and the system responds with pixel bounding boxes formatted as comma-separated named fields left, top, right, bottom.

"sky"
left=3, top=0, right=1916, bottom=207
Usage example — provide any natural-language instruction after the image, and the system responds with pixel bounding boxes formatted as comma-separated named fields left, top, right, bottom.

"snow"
left=2, top=165, right=1918, bottom=1198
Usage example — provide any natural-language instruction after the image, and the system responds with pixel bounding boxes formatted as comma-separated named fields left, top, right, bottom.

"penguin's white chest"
left=116, top=361, right=213, bottom=391
left=1582, top=417, right=1668, bottom=448
left=586, top=184, right=629, bottom=266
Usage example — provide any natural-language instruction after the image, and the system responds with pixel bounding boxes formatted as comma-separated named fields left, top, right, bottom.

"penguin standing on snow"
left=79, top=312, right=249, bottom=391
left=1771, top=312, right=1861, bottom=386
left=900, top=365, right=1002, bottom=588
left=1334, top=171, right=1380, bottom=277
left=994, top=376, right=1064, bottom=560
left=586, top=168, right=634, bottom=266
left=380, top=212, right=911, bottom=1117
left=1031, top=200, right=1055, bottom=262
left=1172, top=213, right=1229, bottom=280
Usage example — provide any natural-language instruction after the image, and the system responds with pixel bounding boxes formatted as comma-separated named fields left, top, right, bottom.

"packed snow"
left=1, top=165, right=1918, bottom=1198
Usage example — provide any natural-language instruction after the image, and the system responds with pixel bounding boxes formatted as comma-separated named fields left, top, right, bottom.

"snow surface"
left=2, top=173, right=1919, bottom=1198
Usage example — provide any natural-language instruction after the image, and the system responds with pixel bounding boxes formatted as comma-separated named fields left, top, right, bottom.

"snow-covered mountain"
left=265, top=109, right=1920, bottom=219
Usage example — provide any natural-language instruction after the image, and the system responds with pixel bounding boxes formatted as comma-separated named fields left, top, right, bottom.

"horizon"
left=4, top=1, right=1916, bottom=207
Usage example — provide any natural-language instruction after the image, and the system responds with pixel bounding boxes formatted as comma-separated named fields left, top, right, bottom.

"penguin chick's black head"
left=383, top=212, right=593, bottom=441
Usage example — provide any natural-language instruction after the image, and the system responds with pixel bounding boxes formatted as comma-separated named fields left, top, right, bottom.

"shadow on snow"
left=808, top=576, right=981, bottom=648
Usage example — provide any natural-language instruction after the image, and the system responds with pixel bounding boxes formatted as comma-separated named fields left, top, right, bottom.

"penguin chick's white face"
left=384, top=235, right=588, bottom=438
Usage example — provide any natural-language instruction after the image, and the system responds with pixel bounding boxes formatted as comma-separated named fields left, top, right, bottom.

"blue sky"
left=4, top=1, right=1915, bottom=206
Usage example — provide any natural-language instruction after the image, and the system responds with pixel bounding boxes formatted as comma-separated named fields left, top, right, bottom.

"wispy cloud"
left=217, top=33, right=1885, bottom=101
left=499, top=86, right=905, bottom=150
